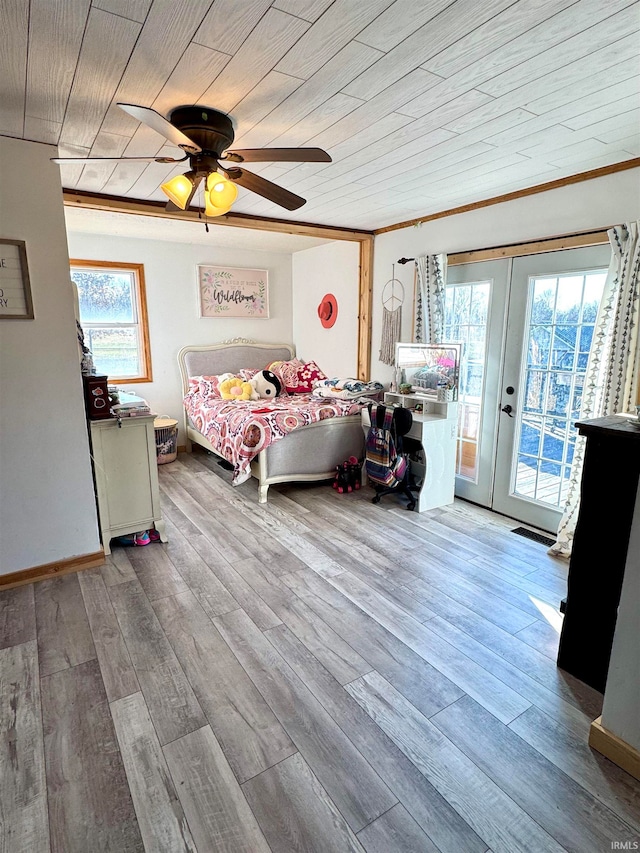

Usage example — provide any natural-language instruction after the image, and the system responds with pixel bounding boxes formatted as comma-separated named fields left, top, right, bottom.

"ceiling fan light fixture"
left=206, top=171, right=238, bottom=208
left=204, top=190, right=232, bottom=218
left=206, top=170, right=224, bottom=192
left=55, top=104, right=328, bottom=212
left=160, top=171, right=196, bottom=209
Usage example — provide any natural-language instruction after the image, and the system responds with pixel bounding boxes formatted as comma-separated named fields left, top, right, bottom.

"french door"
left=445, top=245, right=610, bottom=532
left=445, top=259, right=509, bottom=506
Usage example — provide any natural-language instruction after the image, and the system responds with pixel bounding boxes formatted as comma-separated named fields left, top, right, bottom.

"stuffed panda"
left=250, top=369, right=282, bottom=399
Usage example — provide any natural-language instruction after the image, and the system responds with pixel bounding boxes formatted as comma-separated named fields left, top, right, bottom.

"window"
left=70, top=260, right=152, bottom=383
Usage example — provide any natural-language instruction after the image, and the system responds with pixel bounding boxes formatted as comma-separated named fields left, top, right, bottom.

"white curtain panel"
left=550, top=222, right=640, bottom=557
left=414, top=253, right=447, bottom=343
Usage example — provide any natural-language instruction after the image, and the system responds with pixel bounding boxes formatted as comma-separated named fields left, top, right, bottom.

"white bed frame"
left=177, top=339, right=364, bottom=503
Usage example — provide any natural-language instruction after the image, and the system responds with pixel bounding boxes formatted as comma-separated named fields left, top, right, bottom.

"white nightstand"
left=362, top=392, right=458, bottom=512
left=89, top=414, right=167, bottom=555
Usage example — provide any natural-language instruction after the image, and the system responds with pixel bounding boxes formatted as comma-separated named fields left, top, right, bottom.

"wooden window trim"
left=70, top=259, right=152, bottom=384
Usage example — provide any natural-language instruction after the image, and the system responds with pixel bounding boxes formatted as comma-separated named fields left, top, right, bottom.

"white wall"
left=66, top=230, right=296, bottom=440
left=292, top=240, right=360, bottom=378
left=0, top=138, right=100, bottom=574
left=601, top=477, right=640, bottom=752
left=371, top=168, right=640, bottom=385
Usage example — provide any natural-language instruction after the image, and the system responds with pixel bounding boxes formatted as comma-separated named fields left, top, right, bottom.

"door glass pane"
left=571, top=374, right=584, bottom=418
left=445, top=281, right=490, bottom=483
left=513, top=269, right=606, bottom=507
left=521, top=414, right=542, bottom=457
left=524, top=370, right=547, bottom=413
left=531, top=278, right=556, bottom=322
left=528, top=327, right=552, bottom=368
left=583, top=275, right=604, bottom=320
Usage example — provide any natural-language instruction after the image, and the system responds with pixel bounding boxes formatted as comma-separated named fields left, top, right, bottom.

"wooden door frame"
left=63, top=190, right=375, bottom=380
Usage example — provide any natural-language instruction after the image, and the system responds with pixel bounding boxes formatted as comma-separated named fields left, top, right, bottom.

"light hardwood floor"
left=2, top=450, right=640, bottom=852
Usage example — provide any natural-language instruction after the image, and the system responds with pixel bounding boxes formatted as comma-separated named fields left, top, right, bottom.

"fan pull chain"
left=197, top=185, right=210, bottom=232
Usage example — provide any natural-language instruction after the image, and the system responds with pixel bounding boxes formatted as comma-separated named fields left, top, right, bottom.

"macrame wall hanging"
left=379, top=265, right=404, bottom=366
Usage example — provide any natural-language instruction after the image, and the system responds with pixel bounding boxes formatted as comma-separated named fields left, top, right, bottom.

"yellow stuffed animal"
left=219, top=376, right=254, bottom=401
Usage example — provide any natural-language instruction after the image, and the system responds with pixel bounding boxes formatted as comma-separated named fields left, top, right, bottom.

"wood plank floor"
left=2, top=450, right=639, bottom=852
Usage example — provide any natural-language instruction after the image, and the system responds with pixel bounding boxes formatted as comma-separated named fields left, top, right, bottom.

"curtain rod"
left=449, top=229, right=610, bottom=265
left=396, top=228, right=610, bottom=268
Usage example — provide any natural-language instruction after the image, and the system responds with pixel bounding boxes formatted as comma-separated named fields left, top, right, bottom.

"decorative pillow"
left=190, top=374, right=230, bottom=398
left=250, top=369, right=282, bottom=399
left=219, top=376, right=254, bottom=401
left=238, top=368, right=259, bottom=382
left=287, top=361, right=328, bottom=393
left=265, top=358, right=303, bottom=392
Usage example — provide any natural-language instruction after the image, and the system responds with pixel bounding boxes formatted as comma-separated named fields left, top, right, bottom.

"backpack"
left=365, top=404, right=408, bottom=489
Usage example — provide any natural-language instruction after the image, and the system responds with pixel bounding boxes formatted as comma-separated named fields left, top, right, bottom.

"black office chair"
left=366, top=404, right=419, bottom=511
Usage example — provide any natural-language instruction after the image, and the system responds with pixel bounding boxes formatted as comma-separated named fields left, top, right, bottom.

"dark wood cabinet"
left=557, top=416, right=640, bottom=693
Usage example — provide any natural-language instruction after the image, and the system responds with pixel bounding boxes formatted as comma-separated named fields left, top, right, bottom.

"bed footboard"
left=187, top=415, right=364, bottom=503
left=251, top=415, right=364, bottom=502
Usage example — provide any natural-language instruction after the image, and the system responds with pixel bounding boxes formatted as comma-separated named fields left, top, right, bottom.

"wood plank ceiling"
left=2, top=0, right=639, bottom=230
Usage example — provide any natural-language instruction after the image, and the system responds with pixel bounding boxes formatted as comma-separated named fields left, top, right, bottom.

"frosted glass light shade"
left=160, top=173, right=195, bottom=209
left=206, top=171, right=238, bottom=208
left=204, top=191, right=232, bottom=217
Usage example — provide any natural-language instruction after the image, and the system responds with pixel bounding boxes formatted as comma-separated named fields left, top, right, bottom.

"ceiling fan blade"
left=52, top=155, right=189, bottom=165
left=222, top=167, right=305, bottom=210
left=223, top=147, right=331, bottom=163
left=117, top=103, right=202, bottom=153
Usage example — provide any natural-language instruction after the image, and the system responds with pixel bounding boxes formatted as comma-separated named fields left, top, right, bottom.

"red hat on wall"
left=317, top=293, right=338, bottom=328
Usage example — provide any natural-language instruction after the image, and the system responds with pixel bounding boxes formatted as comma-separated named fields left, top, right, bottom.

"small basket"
left=437, top=388, right=455, bottom=402
left=154, top=417, right=178, bottom=464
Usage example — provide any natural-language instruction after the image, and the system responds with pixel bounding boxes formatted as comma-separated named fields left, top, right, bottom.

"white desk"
left=362, top=392, right=458, bottom=512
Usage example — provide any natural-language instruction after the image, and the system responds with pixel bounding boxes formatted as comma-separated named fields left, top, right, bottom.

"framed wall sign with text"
left=198, top=265, right=269, bottom=319
left=0, top=239, right=34, bottom=319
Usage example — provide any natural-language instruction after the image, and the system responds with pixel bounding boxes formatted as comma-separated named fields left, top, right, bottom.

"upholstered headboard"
left=177, top=339, right=295, bottom=394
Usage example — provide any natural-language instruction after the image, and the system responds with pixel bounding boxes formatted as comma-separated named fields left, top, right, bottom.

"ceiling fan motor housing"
left=190, top=153, right=223, bottom=177
left=169, top=106, right=235, bottom=156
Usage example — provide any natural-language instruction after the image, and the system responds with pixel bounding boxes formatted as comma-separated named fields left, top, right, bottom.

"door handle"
left=501, top=404, right=514, bottom=418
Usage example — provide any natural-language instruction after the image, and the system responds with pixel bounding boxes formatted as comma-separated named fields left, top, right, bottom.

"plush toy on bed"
left=250, top=369, right=282, bottom=400
left=219, top=375, right=255, bottom=401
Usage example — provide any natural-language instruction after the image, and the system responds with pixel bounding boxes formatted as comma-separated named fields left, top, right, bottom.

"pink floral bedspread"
left=184, top=391, right=363, bottom=485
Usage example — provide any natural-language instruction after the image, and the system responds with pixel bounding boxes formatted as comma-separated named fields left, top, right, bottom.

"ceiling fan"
left=52, top=103, right=332, bottom=213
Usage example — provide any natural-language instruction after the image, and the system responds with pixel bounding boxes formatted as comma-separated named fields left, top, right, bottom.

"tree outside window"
left=70, top=260, right=152, bottom=383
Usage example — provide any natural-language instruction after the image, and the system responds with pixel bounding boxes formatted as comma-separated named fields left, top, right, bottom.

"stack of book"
left=111, top=391, right=152, bottom=417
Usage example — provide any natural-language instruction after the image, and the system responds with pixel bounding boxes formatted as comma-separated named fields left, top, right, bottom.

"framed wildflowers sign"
left=198, top=265, right=269, bottom=319
left=0, top=240, right=34, bottom=319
